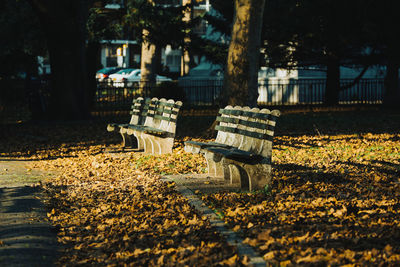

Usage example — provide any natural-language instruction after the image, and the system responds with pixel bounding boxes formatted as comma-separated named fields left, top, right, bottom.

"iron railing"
left=257, top=78, right=384, bottom=105
left=94, top=78, right=385, bottom=111
left=0, top=78, right=386, bottom=122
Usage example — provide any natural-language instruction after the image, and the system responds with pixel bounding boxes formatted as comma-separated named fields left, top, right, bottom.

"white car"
left=95, top=67, right=122, bottom=82
left=110, top=68, right=172, bottom=87
left=109, top=68, right=139, bottom=86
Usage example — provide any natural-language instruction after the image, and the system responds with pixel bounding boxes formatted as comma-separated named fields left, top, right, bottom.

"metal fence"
left=0, top=78, right=386, bottom=122
left=257, top=78, right=384, bottom=105
left=0, top=79, right=52, bottom=123
left=177, top=79, right=223, bottom=107
left=95, top=82, right=147, bottom=112
left=94, top=78, right=385, bottom=111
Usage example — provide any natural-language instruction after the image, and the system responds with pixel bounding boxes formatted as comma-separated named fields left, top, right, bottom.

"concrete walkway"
left=163, top=174, right=267, bottom=267
left=0, top=160, right=59, bottom=267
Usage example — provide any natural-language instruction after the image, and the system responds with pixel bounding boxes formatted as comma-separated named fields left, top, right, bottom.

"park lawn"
left=1, top=108, right=400, bottom=266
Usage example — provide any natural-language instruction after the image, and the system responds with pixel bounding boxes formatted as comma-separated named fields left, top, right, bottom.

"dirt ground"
left=0, top=160, right=59, bottom=267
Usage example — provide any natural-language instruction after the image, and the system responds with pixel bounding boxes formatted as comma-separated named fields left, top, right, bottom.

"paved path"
left=163, top=174, right=267, bottom=267
left=0, top=160, right=59, bottom=267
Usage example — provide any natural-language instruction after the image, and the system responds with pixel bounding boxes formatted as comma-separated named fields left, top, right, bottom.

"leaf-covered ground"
left=1, top=108, right=400, bottom=266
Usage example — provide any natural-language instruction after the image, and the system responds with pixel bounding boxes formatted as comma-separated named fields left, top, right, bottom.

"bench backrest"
left=215, top=105, right=243, bottom=147
left=155, top=99, right=183, bottom=135
left=132, top=97, right=182, bottom=136
left=128, top=97, right=145, bottom=125
left=143, top=97, right=161, bottom=127
left=214, top=106, right=280, bottom=157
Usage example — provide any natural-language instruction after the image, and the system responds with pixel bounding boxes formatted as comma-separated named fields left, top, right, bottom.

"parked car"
left=96, top=67, right=123, bottom=82
left=109, top=68, right=139, bottom=85
left=178, top=63, right=224, bottom=82
left=110, top=68, right=172, bottom=87
left=178, top=63, right=274, bottom=82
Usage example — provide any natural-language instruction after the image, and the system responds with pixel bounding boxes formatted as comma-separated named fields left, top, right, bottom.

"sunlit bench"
left=184, top=106, right=280, bottom=191
left=107, top=97, right=147, bottom=148
left=107, top=97, right=183, bottom=154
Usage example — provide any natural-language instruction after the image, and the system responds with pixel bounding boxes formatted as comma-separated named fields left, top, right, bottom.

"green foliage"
left=204, top=0, right=233, bottom=36
left=124, top=0, right=189, bottom=48
left=190, top=34, right=228, bottom=66
left=263, top=184, right=271, bottom=195
left=0, top=0, right=46, bottom=77
left=262, top=0, right=381, bottom=69
left=189, top=0, right=233, bottom=65
left=87, top=7, right=123, bottom=42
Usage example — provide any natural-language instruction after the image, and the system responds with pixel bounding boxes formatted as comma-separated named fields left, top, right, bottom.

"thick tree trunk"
left=221, top=0, right=265, bottom=107
left=140, top=29, right=160, bottom=94
left=28, top=0, right=90, bottom=120
left=87, top=42, right=101, bottom=110
left=324, top=57, right=340, bottom=106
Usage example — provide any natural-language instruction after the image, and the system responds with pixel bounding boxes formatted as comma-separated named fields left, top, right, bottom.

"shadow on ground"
left=0, top=186, right=59, bottom=266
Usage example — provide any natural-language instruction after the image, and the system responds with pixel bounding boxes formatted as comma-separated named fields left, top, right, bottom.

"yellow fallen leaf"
left=133, top=249, right=145, bottom=256
left=280, top=259, right=291, bottom=267
left=220, top=254, right=238, bottom=266
left=257, top=230, right=271, bottom=241
left=264, top=251, right=275, bottom=260
left=97, top=224, right=107, bottom=231
left=294, top=232, right=309, bottom=242
left=233, top=225, right=241, bottom=232
left=157, top=255, right=165, bottom=265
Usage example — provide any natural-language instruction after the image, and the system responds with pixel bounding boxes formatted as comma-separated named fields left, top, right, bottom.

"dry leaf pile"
left=202, top=133, right=400, bottom=266
left=1, top=122, right=245, bottom=266
left=38, top=149, right=244, bottom=266
left=1, top=110, right=400, bottom=266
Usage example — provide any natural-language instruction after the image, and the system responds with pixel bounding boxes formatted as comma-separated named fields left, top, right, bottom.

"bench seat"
left=184, top=140, right=233, bottom=154
left=204, top=147, right=265, bottom=163
left=184, top=105, right=280, bottom=191
left=107, top=97, right=182, bottom=154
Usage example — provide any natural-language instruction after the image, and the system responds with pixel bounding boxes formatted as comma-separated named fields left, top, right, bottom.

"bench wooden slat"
left=108, top=97, right=182, bottom=154
left=215, top=125, right=237, bottom=134
left=219, top=109, right=242, bottom=116
left=184, top=140, right=233, bottom=149
left=215, top=125, right=273, bottom=140
left=238, top=119, right=266, bottom=130
left=184, top=105, right=280, bottom=191
left=204, top=146, right=266, bottom=164
left=216, top=116, right=240, bottom=124
left=143, top=127, right=174, bottom=138
left=240, top=111, right=270, bottom=120
left=153, top=115, right=177, bottom=122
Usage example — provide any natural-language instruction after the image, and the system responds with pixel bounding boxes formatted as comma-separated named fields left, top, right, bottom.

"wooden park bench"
left=107, top=97, right=183, bottom=154
left=107, top=97, right=147, bottom=148
left=184, top=106, right=280, bottom=191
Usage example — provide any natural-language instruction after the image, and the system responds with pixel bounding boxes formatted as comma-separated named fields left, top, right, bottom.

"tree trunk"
left=28, top=0, right=90, bottom=120
left=140, top=29, right=160, bottom=94
left=324, top=57, right=340, bottom=106
left=384, top=46, right=400, bottom=109
left=87, top=41, right=102, bottom=111
left=181, top=0, right=192, bottom=76
left=221, top=0, right=265, bottom=107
